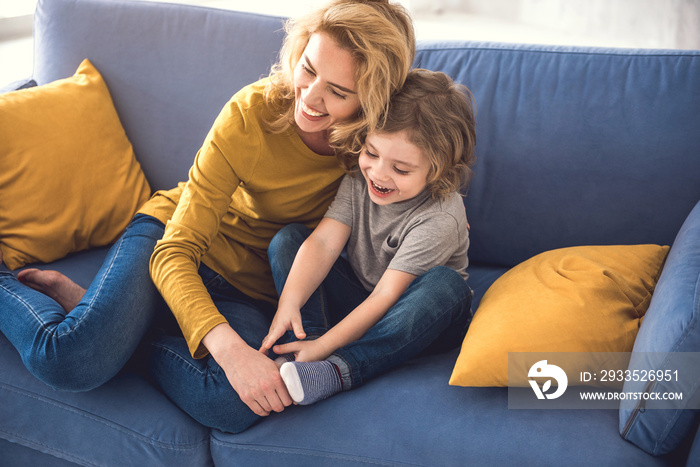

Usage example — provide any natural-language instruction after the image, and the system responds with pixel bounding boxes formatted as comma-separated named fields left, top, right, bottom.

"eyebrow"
left=304, top=56, right=357, bottom=95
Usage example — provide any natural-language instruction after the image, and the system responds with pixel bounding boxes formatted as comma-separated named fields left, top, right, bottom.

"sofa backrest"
left=33, top=0, right=700, bottom=268
left=415, top=41, right=700, bottom=266
left=33, top=0, right=286, bottom=193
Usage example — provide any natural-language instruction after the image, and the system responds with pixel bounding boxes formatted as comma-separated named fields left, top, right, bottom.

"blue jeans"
left=267, top=224, right=473, bottom=390
left=148, top=264, right=276, bottom=434
left=0, top=213, right=277, bottom=433
left=0, top=214, right=170, bottom=391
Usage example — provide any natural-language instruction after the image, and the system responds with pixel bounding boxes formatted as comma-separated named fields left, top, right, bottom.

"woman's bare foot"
left=16, top=268, right=87, bottom=313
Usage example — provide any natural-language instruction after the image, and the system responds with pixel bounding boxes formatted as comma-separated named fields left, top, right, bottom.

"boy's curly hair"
left=340, top=68, right=477, bottom=199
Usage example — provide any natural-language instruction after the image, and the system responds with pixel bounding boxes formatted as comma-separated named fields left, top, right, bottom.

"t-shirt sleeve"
left=387, top=211, right=464, bottom=277
left=324, top=173, right=355, bottom=227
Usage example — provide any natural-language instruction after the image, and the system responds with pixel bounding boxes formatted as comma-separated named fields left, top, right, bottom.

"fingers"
left=272, top=341, right=301, bottom=356
left=259, top=319, right=306, bottom=353
left=259, top=327, right=284, bottom=353
left=292, top=319, right=306, bottom=340
left=241, top=376, right=293, bottom=416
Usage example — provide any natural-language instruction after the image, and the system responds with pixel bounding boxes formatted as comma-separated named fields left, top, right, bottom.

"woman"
left=0, top=0, right=415, bottom=433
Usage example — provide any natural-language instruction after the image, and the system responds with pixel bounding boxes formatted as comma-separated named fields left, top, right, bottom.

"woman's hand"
left=259, top=304, right=306, bottom=355
left=203, top=323, right=293, bottom=417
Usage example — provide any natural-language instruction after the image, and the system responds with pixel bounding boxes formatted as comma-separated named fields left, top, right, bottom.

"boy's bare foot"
left=16, top=268, right=87, bottom=313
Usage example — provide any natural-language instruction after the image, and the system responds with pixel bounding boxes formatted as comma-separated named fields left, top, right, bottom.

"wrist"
left=313, top=335, right=337, bottom=360
left=202, top=323, right=248, bottom=359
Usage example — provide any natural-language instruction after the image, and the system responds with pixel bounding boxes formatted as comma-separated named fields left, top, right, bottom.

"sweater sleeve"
left=150, top=95, right=261, bottom=358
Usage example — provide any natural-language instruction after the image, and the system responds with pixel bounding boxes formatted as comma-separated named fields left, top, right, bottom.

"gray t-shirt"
left=325, top=174, right=469, bottom=291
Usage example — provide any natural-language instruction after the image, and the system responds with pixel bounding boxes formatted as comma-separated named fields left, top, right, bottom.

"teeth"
left=301, top=101, right=325, bottom=117
left=372, top=180, right=395, bottom=194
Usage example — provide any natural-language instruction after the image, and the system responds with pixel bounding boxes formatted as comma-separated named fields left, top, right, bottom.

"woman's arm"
left=272, top=268, right=416, bottom=362
left=260, top=218, right=351, bottom=352
left=150, top=93, right=292, bottom=416
left=203, top=323, right=292, bottom=416
left=150, top=97, right=260, bottom=359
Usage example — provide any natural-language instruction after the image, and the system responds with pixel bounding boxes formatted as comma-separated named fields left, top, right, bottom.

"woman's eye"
left=365, top=150, right=378, bottom=158
left=301, top=63, right=315, bottom=75
left=330, top=88, right=347, bottom=100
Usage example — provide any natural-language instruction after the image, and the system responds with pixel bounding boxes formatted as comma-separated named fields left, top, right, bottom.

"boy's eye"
left=394, top=167, right=410, bottom=175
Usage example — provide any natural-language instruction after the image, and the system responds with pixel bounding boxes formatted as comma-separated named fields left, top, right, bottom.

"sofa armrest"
left=619, top=200, right=700, bottom=455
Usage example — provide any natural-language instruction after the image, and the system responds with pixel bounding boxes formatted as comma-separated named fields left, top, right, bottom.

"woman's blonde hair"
left=349, top=69, right=477, bottom=199
left=263, top=0, right=415, bottom=158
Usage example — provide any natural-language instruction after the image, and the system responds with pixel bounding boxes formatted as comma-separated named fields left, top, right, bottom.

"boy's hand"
left=272, top=338, right=333, bottom=363
left=259, top=304, right=306, bottom=354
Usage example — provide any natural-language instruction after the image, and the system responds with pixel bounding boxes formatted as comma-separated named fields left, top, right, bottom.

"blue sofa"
left=2, top=0, right=699, bottom=465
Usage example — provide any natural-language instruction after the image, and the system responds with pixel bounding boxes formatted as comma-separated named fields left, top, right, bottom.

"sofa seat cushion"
left=0, top=335, right=212, bottom=466
left=209, top=349, right=672, bottom=466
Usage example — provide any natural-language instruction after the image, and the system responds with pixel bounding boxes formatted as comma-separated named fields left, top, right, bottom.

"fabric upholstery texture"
left=1, top=0, right=699, bottom=465
left=620, top=201, right=700, bottom=455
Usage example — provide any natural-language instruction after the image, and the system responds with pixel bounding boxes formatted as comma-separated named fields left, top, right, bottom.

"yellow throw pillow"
left=0, top=59, right=151, bottom=270
left=449, top=244, right=669, bottom=387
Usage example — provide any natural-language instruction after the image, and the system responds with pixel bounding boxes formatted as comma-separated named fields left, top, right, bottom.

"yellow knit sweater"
left=139, top=79, right=344, bottom=357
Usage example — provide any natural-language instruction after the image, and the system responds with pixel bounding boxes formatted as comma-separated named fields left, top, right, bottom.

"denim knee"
left=268, top=224, right=312, bottom=292
left=418, top=266, right=473, bottom=353
left=418, top=267, right=472, bottom=320
left=22, top=350, right=110, bottom=392
left=420, top=266, right=469, bottom=294
left=268, top=223, right=312, bottom=260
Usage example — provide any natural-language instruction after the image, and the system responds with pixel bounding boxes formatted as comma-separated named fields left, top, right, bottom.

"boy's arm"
left=260, top=218, right=351, bottom=352
left=273, top=268, right=416, bottom=362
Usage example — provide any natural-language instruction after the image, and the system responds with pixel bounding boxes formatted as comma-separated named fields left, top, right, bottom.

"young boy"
left=261, top=69, right=477, bottom=405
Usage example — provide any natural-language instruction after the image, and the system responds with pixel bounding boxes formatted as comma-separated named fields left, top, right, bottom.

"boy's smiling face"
left=358, top=130, right=431, bottom=206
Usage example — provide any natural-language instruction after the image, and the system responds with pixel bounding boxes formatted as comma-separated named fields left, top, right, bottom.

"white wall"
left=410, top=0, right=700, bottom=49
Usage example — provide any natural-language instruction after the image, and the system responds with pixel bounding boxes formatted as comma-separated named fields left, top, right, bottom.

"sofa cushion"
left=0, top=59, right=151, bottom=270
left=33, top=0, right=286, bottom=192
left=0, top=334, right=212, bottom=466
left=620, top=201, right=700, bottom=455
left=414, top=42, right=700, bottom=267
left=209, top=348, right=669, bottom=466
left=450, top=244, right=668, bottom=387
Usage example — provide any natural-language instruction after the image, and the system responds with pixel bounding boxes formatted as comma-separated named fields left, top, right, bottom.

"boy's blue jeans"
left=267, top=223, right=473, bottom=391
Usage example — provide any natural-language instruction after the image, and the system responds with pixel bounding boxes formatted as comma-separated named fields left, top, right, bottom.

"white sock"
left=280, top=361, right=342, bottom=405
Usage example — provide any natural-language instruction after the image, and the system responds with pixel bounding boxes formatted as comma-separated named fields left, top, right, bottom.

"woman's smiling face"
left=358, top=130, right=431, bottom=206
left=293, top=32, right=361, bottom=139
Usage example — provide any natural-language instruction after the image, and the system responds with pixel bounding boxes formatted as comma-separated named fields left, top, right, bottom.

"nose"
left=371, top=158, right=391, bottom=181
left=304, top=78, right=323, bottom=103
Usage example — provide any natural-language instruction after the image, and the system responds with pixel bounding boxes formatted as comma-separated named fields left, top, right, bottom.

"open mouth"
left=301, top=101, right=327, bottom=118
left=371, top=180, right=396, bottom=195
